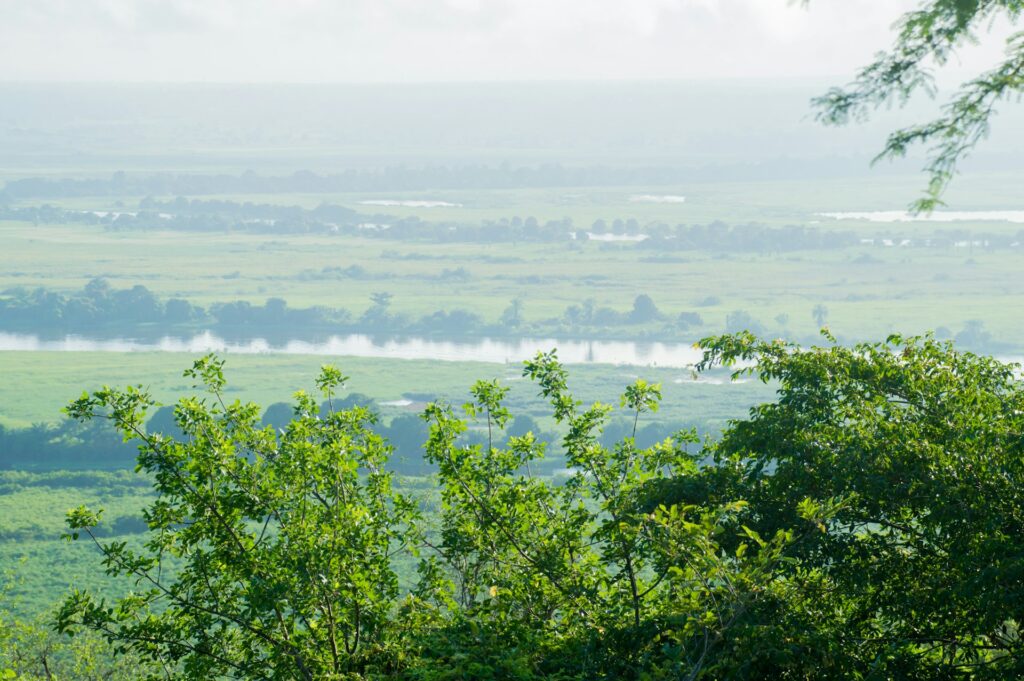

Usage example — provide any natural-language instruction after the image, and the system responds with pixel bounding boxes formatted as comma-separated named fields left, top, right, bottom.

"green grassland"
left=2, top=216, right=1022, bottom=348
left=0, top=471, right=157, bottom=619
left=0, top=350, right=774, bottom=430
left=0, top=471, right=426, bottom=622
left=4, top=173, right=1023, bottom=430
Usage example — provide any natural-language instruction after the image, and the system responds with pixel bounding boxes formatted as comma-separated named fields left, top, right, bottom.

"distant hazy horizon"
left=3, top=79, right=1024, bottom=182
left=0, top=0, right=1012, bottom=84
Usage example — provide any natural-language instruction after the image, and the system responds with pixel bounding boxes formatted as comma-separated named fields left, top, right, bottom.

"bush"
left=54, top=337, right=1024, bottom=678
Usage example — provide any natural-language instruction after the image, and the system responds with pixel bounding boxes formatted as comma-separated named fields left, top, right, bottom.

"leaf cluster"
left=811, top=0, right=1024, bottom=211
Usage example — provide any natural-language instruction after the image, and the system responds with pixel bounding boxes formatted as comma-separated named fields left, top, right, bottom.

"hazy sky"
left=0, top=0, right=1012, bottom=82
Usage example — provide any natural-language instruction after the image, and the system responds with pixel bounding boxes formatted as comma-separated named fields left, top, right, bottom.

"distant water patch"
left=359, top=200, right=462, bottom=208
left=818, top=210, right=1024, bottom=223
left=0, top=331, right=704, bottom=368
left=629, top=195, right=686, bottom=204
left=582, top=232, right=649, bottom=242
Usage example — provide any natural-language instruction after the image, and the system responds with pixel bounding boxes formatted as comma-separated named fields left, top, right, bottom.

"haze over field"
left=6, top=1, right=1024, bottom=678
left=0, top=1, right=978, bottom=82
left=3, top=1, right=1024, bottom=422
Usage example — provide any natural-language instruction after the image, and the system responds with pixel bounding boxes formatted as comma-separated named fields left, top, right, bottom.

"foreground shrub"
left=53, top=334, right=1024, bottom=679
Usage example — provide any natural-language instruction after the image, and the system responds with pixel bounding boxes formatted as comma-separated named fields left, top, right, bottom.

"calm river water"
left=0, top=331, right=707, bottom=368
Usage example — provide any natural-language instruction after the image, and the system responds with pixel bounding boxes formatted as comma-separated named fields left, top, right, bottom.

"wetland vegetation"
left=6, top=7, right=1024, bottom=672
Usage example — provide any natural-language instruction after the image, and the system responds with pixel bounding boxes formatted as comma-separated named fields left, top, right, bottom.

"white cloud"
left=0, top=0, right=1013, bottom=82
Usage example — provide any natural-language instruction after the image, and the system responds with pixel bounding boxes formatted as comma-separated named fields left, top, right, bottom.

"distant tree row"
left=0, top=280, right=205, bottom=329
left=12, top=198, right=1024, bottom=253
left=0, top=281, right=693, bottom=341
left=0, top=202, right=362, bottom=236
left=635, top=220, right=858, bottom=251
left=14, top=197, right=1022, bottom=254
left=1, top=395, right=702, bottom=478
left=0, top=419, right=136, bottom=471
left=0, top=281, right=1008, bottom=352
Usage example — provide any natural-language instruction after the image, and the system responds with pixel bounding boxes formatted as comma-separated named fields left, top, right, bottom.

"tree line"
left=11, top=197, right=1024, bottom=253
left=0, top=199, right=875, bottom=251
left=2, top=280, right=1008, bottom=353
left=0, top=280, right=709, bottom=341
left=0, top=388, right=698, bottom=477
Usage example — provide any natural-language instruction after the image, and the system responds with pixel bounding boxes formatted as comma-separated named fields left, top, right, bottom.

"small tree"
left=361, top=292, right=394, bottom=328
left=498, top=297, right=524, bottom=329
left=629, top=294, right=661, bottom=324
left=417, top=354, right=799, bottom=679
left=58, top=356, right=422, bottom=679
left=811, top=303, right=828, bottom=328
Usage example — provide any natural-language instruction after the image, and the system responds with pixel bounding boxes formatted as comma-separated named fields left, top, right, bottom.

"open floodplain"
left=0, top=347, right=777, bottom=618
left=5, top=81, right=1024, bottom=665
left=10, top=1, right=1024, bottom=669
left=4, top=172, right=1024, bottom=618
left=5, top=175, right=1024, bottom=350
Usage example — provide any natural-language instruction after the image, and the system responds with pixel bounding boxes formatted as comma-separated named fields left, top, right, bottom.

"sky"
left=0, top=0, right=1013, bottom=83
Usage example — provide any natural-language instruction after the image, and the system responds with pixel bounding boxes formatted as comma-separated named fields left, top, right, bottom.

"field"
left=4, top=79, right=1024, bottom=649
left=0, top=471, right=156, bottom=619
left=0, top=350, right=774, bottom=431
left=0, top=471, right=429, bottom=622
left=4, top=170, right=1024, bottom=429
left=2, top=212, right=1023, bottom=349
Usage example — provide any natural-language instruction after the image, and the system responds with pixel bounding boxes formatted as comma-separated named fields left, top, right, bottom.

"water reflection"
left=0, top=331, right=705, bottom=368
left=818, top=210, right=1024, bottom=223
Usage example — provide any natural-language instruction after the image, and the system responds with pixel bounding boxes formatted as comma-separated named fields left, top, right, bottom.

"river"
left=0, top=331, right=707, bottom=368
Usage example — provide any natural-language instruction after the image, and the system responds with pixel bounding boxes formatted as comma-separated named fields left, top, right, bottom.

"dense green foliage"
left=668, top=332, right=1024, bottom=676
left=1, top=587, right=144, bottom=680
left=44, top=335, right=1024, bottom=679
left=58, top=359, right=423, bottom=679
left=50, top=353, right=791, bottom=679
